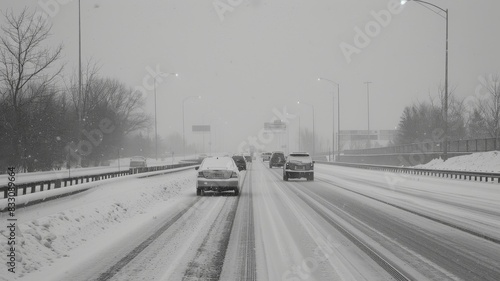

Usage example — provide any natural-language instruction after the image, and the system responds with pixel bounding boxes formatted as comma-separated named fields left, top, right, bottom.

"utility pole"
left=364, top=81, right=372, bottom=148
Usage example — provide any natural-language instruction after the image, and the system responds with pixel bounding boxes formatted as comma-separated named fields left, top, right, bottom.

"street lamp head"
left=175, top=73, right=179, bottom=77
left=297, top=101, right=300, bottom=104
left=401, top=0, right=407, bottom=5
left=198, top=95, right=202, bottom=99
left=317, top=78, right=321, bottom=81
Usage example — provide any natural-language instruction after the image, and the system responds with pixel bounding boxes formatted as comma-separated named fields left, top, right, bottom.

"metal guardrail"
left=1, top=163, right=197, bottom=199
left=317, top=161, right=500, bottom=184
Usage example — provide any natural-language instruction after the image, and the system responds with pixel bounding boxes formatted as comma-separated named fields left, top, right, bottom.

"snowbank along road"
left=1, top=160, right=500, bottom=281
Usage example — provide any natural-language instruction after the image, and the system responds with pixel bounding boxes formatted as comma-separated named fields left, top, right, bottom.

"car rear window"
left=289, top=153, right=309, bottom=157
left=232, top=156, right=245, bottom=160
left=288, top=155, right=312, bottom=163
left=201, top=157, right=234, bottom=169
left=130, top=157, right=146, bottom=163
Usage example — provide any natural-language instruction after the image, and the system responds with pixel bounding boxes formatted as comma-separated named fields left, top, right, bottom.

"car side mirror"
left=195, top=167, right=199, bottom=170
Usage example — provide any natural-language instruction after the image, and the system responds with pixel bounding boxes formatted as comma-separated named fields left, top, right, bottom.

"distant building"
left=339, top=130, right=397, bottom=150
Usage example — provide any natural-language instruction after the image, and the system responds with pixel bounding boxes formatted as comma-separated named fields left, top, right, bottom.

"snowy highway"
left=2, top=160, right=500, bottom=281
left=3, top=2, right=500, bottom=281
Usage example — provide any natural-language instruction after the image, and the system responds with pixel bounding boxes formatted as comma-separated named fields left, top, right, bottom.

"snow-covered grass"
left=0, top=169, right=197, bottom=280
left=416, top=151, right=500, bottom=173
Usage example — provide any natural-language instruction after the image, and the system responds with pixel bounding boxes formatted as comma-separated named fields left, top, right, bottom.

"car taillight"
left=285, top=163, right=289, bottom=169
left=231, top=171, right=238, bottom=178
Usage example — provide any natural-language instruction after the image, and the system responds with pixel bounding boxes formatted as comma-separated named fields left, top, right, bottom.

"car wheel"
left=234, top=188, right=239, bottom=196
left=283, top=173, right=288, bottom=181
left=309, top=174, right=314, bottom=181
left=196, top=189, right=201, bottom=196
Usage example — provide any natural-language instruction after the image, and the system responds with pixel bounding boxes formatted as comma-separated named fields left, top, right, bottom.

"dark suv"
left=232, top=155, right=247, bottom=171
left=269, top=151, right=285, bottom=168
left=283, top=152, right=314, bottom=181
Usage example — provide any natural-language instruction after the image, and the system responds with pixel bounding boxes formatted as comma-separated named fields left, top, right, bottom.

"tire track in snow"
left=317, top=177, right=500, bottom=245
left=265, top=167, right=417, bottom=281
left=224, top=163, right=257, bottom=281
left=181, top=167, right=252, bottom=280
left=239, top=169, right=256, bottom=281
left=289, top=184, right=414, bottom=281
left=95, top=198, right=200, bottom=281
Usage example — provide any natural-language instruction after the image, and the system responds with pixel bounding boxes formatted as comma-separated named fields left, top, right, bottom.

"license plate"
left=213, top=173, right=224, bottom=178
left=296, top=166, right=304, bottom=170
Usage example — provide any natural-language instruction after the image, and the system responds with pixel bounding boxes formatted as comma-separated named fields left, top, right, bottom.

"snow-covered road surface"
left=1, top=161, right=499, bottom=280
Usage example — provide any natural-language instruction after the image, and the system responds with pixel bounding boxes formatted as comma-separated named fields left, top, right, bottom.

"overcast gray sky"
left=2, top=0, right=500, bottom=153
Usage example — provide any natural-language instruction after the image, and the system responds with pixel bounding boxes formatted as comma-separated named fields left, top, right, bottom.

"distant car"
left=196, top=156, right=240, bottom=196
left=129, top=156, right=147, bottom=168
left=232, top=155, right=247, bottom=171
left=269, top=151, right=285, bottom=168
left=261, top=152, right=272, bottom=161
left=243, top=153, right=252, bottom=163
left=283, top=152, right=314, bottom=181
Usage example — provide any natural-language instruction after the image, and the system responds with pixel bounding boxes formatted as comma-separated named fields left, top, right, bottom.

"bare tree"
left=64, top=62, right=149, bottom=136
left=477, top=74, right=500, bottom=138
left=64, top=73, right=151, bottom=166
left=467, top=108, right=489, bottom=138
left=67, top=60, right=102, bottom=125
left=0, top=8, right=63, bottom=168
left=0, top=8, right=63, bottom=107
left=396, top=88, right=466, bottom=146
left=91, top=77, right=150, bottom=134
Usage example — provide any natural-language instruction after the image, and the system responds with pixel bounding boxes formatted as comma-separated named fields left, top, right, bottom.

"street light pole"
left=402, top=0, right=449, bottom=160
left=78, top=0, right=81, bottom=116
left=154, top=77, right=157, bottom=161
left=312, top=106, right=315, bottom=158
left=297, top=101, right=315, bottom=158
left=182, top=100, right=185, bottom=158
left=285, top=112, right=295, bottom=155
left=153, top=73, right=178, bottom=161
left=182, top=96, right=201, bottom=159
left=318, top=77, right=340, bottom=161
left=77, top=0, right=82, bottom=167
left=364, top=81, right=372, bottom=148
left=444, top=8, right=449, bottom=160
left=337, top=89, right=340, bottom=159
left=201, top=111, right=213, bottom=155
left=287, top=123, right=290, bottom=154
left=118, top=147, right=121, bottom=172
left=298, top=115, right=301, bottom=151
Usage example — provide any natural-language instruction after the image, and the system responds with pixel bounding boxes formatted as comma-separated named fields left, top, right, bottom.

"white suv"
left=283, top=152, right=314, bottom=181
